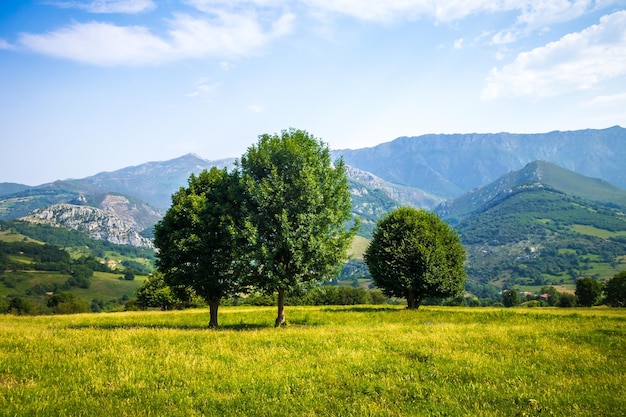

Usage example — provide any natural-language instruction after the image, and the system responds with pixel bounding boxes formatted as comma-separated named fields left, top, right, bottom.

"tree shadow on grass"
left=66, top=322, right=272, bottom=331
left=320, top=306, right=403, bottom=313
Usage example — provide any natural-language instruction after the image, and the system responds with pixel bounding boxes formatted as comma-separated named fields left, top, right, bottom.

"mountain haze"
left=55, top=154, right=236, bottom=209
left=335, top=126, right=626, bottom=199
left=437, top=161, right=626, bottom=222
left=2, top=127, right=625, bottom=256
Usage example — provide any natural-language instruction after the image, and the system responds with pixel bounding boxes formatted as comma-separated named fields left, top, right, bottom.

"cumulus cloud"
left=482, top=11, right=626, bottom=100
left=186, top=78, right=221, bottom=98
left=18, top=9, right=295, bottom=66
left=15, top=0, right=622, bottom=66
left=184, top=0, right=285, bottom=12
left=581, top=92, right=626, bottom=107
left=490, top=0, right=595, bottom=45
left=301, top=0, right=433, bottom=23
left=47, top=0, right=155, bottom=14
left=0, top=39, right=14, bottom=49
left=302, top=0, right=606, bottom=26
left=19, top=22, right=171, bottom=66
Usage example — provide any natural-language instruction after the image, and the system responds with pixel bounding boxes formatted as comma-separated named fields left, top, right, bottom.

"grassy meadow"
left=1, top=305, right=625, bottom=416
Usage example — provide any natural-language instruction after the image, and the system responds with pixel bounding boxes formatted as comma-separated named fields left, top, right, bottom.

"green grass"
left=348, top=235, right=370, bottom=260
left=71, top=272, right=147, bottom=301
left=0, top=230, right=38, bottom=243
left=570, top=224, right=626, bottom=239
left=0, top=270, right=146, bottom=304
left=1, top=306, right=624, bottom=416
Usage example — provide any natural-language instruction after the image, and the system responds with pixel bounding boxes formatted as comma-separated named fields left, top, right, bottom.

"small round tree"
left=604, top=271, right=626, bottom=307
left=364, top=207, right=466, bottom=309
left=575, top=277, right=603, bottom=307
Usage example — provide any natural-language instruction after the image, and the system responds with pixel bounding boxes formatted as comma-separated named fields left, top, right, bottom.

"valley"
left=2, top=126, right=626, bottom=309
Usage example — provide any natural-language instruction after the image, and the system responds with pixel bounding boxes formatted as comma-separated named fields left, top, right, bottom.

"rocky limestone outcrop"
left=21, top=203, right=154, bottom=248
left=346, top=165, right=443, bottom=209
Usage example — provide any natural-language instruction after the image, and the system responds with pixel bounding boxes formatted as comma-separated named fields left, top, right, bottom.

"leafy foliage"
left=46, top=292, right=89, bottom=314
left=154, top=167, right=248, bottom=327
left=135, top=273, right=194, bottom=311
left=576, top=277, right=604, bottom=307
left=604, top=271, right=626, bottom=307
left=365, top=207, right=466, bottom=308
left=239, top=128, right=358, bottom=326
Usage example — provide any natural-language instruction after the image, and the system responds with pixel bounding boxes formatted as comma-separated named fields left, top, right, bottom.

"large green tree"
left=604, top=271, right=626, bottom=307
left=153, top=167, right=249, bottom=327
left=575, top=277, right=603, bottom=307
left=239, top=128, right=358, bottom=326
left=364, top=207, right=466, bottom=309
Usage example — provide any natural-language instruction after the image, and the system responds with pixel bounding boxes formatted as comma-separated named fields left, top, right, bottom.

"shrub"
left=47, top=293, right=89, bottom=314
left=559, top=293, right=576, bottom=307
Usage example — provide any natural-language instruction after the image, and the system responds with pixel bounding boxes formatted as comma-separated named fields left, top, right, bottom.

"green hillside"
left=438, top=161, right=626, bottom=222
left=457, top=188, right=626, bottom=290
left=0, top=223, right=154, bottom=313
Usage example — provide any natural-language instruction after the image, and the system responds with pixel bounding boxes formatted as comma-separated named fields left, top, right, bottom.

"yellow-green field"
left=1, top=306, right=624, bottom=416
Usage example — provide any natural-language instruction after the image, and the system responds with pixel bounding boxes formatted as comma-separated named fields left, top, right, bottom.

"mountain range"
left=436, top=160, right=626, bottom=289
left=2, top=126, right=626, bottom=289
left=335, top=125, right=626, bottom=199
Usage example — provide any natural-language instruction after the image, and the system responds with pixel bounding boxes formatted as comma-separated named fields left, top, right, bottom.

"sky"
left=1, top=0, right=626, bottom=186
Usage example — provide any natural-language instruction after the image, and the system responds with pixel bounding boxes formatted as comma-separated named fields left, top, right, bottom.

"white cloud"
left=581, top=92, right=626, bottom=107
left=18, top=9, right=295, bottom=66
left=301, top=0, right=592, bottom=24
left=490, top=0, right=594, bottom=45
left=185, top=0, right=284, bottom=12
left=302, top=0, right=617, bottom=42
left=0, top=39, right=14, bottom=49
left=166, top=11, right=295, bottom=58
left=249, top=104, right=264, bottom=113
left=453, top=38, right=463, bottom=49
left=491, top=30, right=517, bottom=45
left=186, top=78, right=221, bottom=98
left=301, top=0, right=433, bottom=23
left=47, top=0, right=155, bottom=14
left=482, top=11, right=626, bottom=100
left=19, top=22, right=171, bottom=66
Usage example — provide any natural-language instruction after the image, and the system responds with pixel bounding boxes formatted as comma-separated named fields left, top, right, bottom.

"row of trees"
left=154, top=129, right=468, bottom=327
left=500, top=273, right=626, bottom=308
left=154, top=129, right=358, bottom=327
left=134, top=273, right=390, bottom=311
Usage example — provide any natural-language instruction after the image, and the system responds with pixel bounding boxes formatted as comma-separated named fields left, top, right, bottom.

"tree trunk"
left=208, top=298, right=220, bottom=328
left=406, top=290, right=421, bottom=309
left=275, top=288, right=286, bottom=327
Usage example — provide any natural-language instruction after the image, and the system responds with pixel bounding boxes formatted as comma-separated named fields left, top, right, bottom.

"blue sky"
left=1, top=0, right=625, bottom=185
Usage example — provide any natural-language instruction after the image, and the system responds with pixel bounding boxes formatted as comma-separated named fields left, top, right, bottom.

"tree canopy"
left=239, top=128, right=358, bottom=326
left=364, top=207, right=466, bottom=309
left=575, top=277, right=603, bottom=307
left=153, top=167, right=249, bottom=327
left=604, top=271, right=626, bottom=307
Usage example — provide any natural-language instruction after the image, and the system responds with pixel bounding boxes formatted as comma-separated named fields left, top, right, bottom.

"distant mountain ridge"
left=50, top=154, right=236, bottom=209
left=438, top=161, right=626, bottom=288
left=2, top=126, right=625, bottom=249
left=335, top=126, right=626, bottom=199
left=437, top=161, right=626, bottom=222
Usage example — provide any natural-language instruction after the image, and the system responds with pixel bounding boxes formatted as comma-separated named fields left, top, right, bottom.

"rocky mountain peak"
left=20, top=203, right=154, bottom=248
